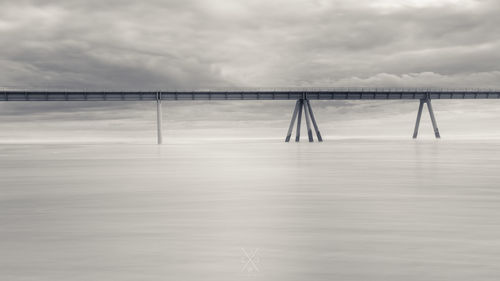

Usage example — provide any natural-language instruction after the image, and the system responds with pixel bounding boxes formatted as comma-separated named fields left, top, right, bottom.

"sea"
left=1, top=139, right=500, bottom=281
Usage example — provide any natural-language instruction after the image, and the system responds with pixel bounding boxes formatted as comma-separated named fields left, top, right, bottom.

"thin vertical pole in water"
left=426, top=99, right=441, bottom=139
left=285, top=100, right=301, bottom=142
left=306, top=100, right=323, bottom=142
left=303, top=99, right=314, bottom=142
left=157, top=96, right=163, bottom=145
left=295, top=99, right=303, bottom=142
left=413, top=99, right=424, bottom=139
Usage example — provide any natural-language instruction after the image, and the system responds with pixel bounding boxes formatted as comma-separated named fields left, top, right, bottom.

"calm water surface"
left=1, top=139, right=500, bottom=281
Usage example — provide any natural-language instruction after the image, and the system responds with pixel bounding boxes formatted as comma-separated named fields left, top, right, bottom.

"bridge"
left=2, top=89, right=499, bottom=144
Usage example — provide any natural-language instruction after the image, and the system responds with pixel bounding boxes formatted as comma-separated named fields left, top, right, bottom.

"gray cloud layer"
left=2, top=0, right=500, bottom=89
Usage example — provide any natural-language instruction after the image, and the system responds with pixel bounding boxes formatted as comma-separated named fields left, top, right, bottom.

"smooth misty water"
left=1, top=140, right=500, bottom=281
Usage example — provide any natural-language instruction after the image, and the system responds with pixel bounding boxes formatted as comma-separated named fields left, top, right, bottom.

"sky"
left=1, top=0, right=500, bottom=142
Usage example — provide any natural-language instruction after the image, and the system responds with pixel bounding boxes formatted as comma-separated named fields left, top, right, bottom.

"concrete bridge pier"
left=295, top=99, right=303, bottom=142
left=413, top=96, right=441, bottom=139
left=306, top=99, right=323, bottom=142
left=285, top=100, right=301, bottom=142
left=286, top=98, right=323, bottom=142
left=303, top=99, right=314, bottom=142
left=157, top=94, right=163, bottom=144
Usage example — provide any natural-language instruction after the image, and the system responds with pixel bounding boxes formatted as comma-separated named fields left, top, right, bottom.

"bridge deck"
left=1, top=90, right=500, bottom=101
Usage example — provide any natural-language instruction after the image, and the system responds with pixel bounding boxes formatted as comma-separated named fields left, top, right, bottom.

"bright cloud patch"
left=370, top=0, right=479, bottom=9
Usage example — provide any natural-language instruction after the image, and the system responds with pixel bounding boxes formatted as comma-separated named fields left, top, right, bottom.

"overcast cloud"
left=2, top=0, right=500, bottom=89
left=1, top=0, right=500, bottom=141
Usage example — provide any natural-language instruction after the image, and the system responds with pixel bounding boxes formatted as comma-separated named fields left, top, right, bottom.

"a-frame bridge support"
left=285, top=98, right=323, bottom=142
left=413, top=96, right=441, bottom=139
left=286, top=95, right=441, bottom=142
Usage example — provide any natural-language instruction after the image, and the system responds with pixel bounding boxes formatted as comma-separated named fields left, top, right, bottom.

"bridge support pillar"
left=306, top=99, right=323, bottom=142
left=413, top=97, right=440, bottom=139
left=285, top=100, right=301, bottom=142
left=303, top=99, right=314, bottom=142
left=157, top=98, right=163, bottom=144
left=286, top=98, right=323, bottom=142
left=295, top=99, right=303, bottom=142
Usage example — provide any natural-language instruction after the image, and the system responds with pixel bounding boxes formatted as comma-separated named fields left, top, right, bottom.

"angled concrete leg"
left=426, top=99, right=441, bottom=139
left=303, top=100, right=314, bottom=142
left=157, top=99, right=163, bottom=144
left=306, top=100, right=323, bottom=142
left=295, top=99, right=304, bottom=142
left=413, top=99, right=424, bottom=139
left=285, top=100, right=301, bottom=142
